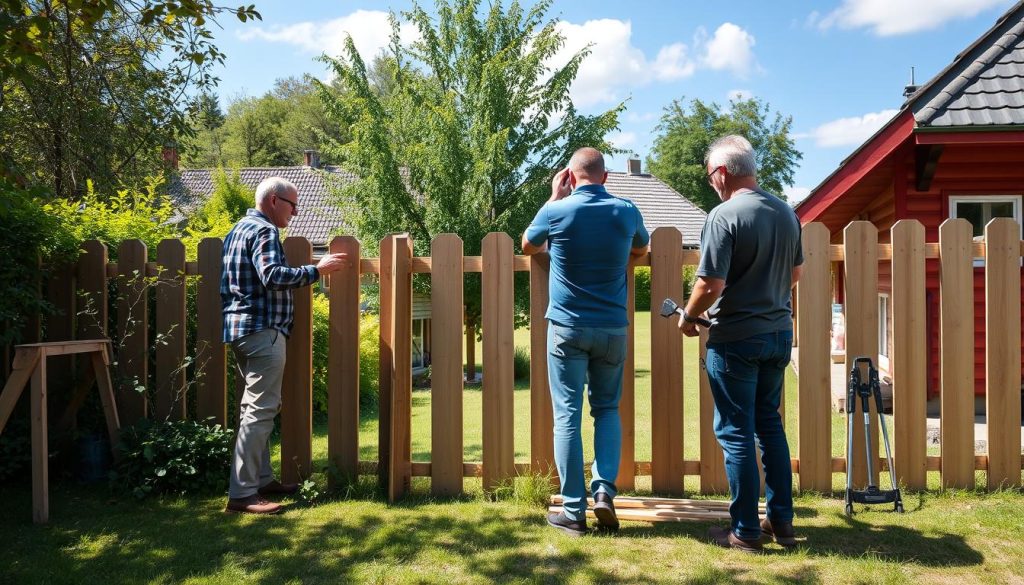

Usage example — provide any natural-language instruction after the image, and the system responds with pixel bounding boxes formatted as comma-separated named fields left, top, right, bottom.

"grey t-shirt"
left=697, top=188, right=803, bottom=343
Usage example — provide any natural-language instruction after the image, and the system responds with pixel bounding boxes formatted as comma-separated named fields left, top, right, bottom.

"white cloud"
left=237, top=10, right=420, bottom=61
left=626, top=111, right=658, bottom=123
left=702, top=23, right=758, bottom=76
left=727, top=89, right=753, bottom=102
left=801, top=109, right=899, bottom=147
left=784, top=186, right=812, bottom=205
left=608, top=131, right=638, bottom=148
left=817, top=0, right=1010, bottom=36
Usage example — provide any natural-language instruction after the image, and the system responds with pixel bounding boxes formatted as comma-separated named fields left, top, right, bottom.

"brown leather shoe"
left=760, top=517, right=797, bottom=547
left=225, top=494, right=282, bottom=515
left=709, top=525, right=763, bottom=553
left=257, top=479, right=300, bottom=496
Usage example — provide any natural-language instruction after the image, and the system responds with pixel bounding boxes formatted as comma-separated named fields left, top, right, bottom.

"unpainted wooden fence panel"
left=699, top=327, right=727, bottom=494
left=329, top=236, right=362, bottom=487
left=482, top=232, right=514, bottom=491
left=431, top=234, right=464, bottom=496
left=117, top=240, right=149, bottom=424
left=797, top=223, right=832, bottom=491
left=378, top=236, right=395, bottom=491
left=619, top=265, right=637, bottom=491
left=196, top=238, right=226, bottom=426
left=939, top=219, right=975, bottom=489
left=387, top=235, right=413, bottom=501
left=155, top=239, right=186, bottom=421
left=891, top=221, right=927, bottom=489
left=529, top=254, right=554, bottom=481
left=282, top=237, right=313, bottom=483
left=843, top=221, right=879, bottom=488
left=649, top=227, right=684, bottom=495
left=46, top=260, right=76, bottom=397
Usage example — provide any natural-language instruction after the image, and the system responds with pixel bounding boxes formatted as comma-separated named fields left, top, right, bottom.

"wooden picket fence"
left=3, top=220, right=1022, bottom=501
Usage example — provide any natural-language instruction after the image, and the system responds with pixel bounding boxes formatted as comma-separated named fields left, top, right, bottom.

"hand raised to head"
left=549, top=167, right=572, bottom=202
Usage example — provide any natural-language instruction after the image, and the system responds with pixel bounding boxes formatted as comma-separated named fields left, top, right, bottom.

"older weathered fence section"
left=3, top=220, right=1022, bottom=500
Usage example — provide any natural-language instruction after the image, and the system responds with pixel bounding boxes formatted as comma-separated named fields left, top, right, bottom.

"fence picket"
left=378, top=236, right=395, bottom=491
left=281, top=237, right=314, bottom=482
left=843, top=221, right=879, bottom=488
left=649, top=227, right=684, bottom=496
left=387, top=235, right=413, bottom=500
left=939, top=219, right=975, bottom=489
left=984, top=218, right=1022, bottom=489
left=45, top=260, right=76, bottom=397
left=329, top=236, right=361, bottom=487
left=891, top=221, right=927, bottom=489
left=196, top=238, right=225, bottom=426
left=482, top=232, right=515, bottom=491
left=797, top=223, right=831, bottom=491
left=619, top=265, right=637, bottom=491
left=154, top=239, right=186, bottom=421
left=432, top=234, right=464, bottom=496
left=699, top=327, right=727, bottom=494
left=117, top=240, right=149, bottom=423
left=529, top=254, right=555, bottom=483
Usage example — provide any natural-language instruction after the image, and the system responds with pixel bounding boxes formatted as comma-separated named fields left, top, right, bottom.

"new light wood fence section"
left=6, top=220, right=1022, bottom=503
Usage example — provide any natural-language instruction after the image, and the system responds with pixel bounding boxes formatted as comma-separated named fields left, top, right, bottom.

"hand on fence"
left=316, top=253, right=350, bottom=275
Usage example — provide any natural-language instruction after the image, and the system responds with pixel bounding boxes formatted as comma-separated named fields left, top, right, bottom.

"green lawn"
left=2, top=311, right=1022, bottom=583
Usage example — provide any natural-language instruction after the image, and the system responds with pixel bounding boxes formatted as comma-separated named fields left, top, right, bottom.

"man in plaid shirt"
left=222, top=177, right=347, bottom=515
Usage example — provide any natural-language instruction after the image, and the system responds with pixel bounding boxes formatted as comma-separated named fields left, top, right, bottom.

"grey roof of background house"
left=913, top=1, right=1024, bottom=127
left=605, top=172, right=707, bottom=244
left=167, top=166, right=357, bottom=247
left=168, top=166, right=707, bottom=247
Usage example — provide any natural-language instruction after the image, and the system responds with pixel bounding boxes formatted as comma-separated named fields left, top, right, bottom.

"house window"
left=878, top=294, right=890, bottom=369
left=949, top=195, right=1023, bottom=265
left=412, top=318, right=425, bottom=370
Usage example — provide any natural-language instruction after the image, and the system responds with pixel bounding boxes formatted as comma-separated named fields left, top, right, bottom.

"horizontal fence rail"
left=3, top=221, right=1022, bottom=501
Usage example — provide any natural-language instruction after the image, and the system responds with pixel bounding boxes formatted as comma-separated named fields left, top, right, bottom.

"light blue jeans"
left=547, top=322, right=628, bottom=521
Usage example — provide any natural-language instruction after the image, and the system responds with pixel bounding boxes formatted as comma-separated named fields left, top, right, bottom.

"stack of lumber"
left=549, top=495, right=765, bottom=523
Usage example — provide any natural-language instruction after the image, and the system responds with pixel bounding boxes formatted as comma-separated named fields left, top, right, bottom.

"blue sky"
left=207, top=0, right=1017, bottom=202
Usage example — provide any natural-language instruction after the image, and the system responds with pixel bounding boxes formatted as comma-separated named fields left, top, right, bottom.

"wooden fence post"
left=155, top=239, right=186, bottom=421
left=529, top=254, right=555, bottom=484
left=619, top=264, right=637, bottom=492
left=797, top=223, right=832, bottom=491
left=378, top=236, right=394, bottom=491
left=843, top=221, right=879, bottom=488
left=939, top=218, right=975, bottom=489
left=432, top=234, right=464, bottom=496
left=649, top=227, right=684, bottom=496
left=196, top=238, right=226, bottom=426
left=281, top=237, right=313, bottom=483
left=329, top=236, right=361, bottom=487
left=891, top=221, right=927, bottom=490
left=387, top=235, right=413, bottom=501
left=117, top=240, right=149, bottom=424
left=482, top=232, right=515, bottom=492
left=984, top=218, right=1022, bottom=489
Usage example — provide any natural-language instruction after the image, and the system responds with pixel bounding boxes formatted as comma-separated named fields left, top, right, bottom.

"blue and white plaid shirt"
left=221, top=209, right=319, bottom=342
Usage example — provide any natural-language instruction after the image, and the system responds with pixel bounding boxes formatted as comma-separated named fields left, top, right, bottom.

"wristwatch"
left=682, top=310, right=700, bottom=323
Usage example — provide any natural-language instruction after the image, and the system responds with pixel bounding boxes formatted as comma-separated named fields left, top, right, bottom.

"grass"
left=2, top=311, right=1023, bottom=583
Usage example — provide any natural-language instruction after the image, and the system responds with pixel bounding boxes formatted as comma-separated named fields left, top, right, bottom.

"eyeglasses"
left=706, top=166, right=722, bottom=185
left=276, top=195, right=299, bottom=214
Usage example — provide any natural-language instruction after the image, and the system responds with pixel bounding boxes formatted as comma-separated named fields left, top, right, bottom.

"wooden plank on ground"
left=155, top=239, right=186, bottom=420
left=329, top=236, right=361, bottom=487
left=698, top=327, right=728, bottom=494
left=649, top=227, right=684, bottom=495
left=551, top=494, right=763, bottom=511
left=984, top=218, right=1022, bottom=489
left=196, top=238, right=226, bottom=426
left=117, top=240, right=148, bottom=424
left=431, top=234, right=464, bottom=496
left=387, top=235, right=413, bottom=501
left=939, top=219, right=975, bottom=489
left=844, top=221, right=879, bottom=488
left=482, top=232, right=515, bottom=491
left=529, top=254, right=554, bottom=483
left=620, top=265, right=637, bottom=491
left=891, top=221, right=927, bottom=490
left=282, top=237, right=313, bottom=483
left=797, top=223, right=832, bottom=491
left=377, top=236, right=394, bottom=491
left=547, top=505, right=731, bottom=523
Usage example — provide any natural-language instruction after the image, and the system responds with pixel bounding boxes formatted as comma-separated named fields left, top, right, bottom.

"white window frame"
left=878, top=293, right=890, bottom=371
left=948, top=195, right=1023, bottom=267
left=412, top=318, right=425, bottom=369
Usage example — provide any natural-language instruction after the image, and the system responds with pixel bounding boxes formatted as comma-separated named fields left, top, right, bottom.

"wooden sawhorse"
left=0, top=340, right=120, bottom=524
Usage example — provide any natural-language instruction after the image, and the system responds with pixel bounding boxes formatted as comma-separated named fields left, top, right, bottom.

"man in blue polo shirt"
left=523, top=147, right=650, bottom=536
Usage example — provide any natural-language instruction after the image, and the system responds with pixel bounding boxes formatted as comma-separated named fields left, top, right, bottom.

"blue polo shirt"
left=525, top=184, right=649, bottom=327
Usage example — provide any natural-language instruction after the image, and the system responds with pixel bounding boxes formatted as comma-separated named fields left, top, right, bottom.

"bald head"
left=569, top=147, right=606, bottom=182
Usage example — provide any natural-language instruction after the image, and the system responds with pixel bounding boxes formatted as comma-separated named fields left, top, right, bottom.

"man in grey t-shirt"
left=677, top=135, right=803, bottom=552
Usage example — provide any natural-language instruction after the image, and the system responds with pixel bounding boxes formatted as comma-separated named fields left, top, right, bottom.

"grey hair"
left=705, top=135, right=757, bottom=178
left=255, top=177, right=297, bottom=206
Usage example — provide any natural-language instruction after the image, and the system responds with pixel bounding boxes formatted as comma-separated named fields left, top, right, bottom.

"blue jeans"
left=705, top=330, right=794, bottom=541
left=547, top=323, right=628, bottom=521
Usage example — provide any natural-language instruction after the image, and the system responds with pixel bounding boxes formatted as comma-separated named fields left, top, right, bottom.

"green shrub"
left=312, top=292, right=381, bottom=416
left=111, top=418, right=234, bottom=499
left=634, top=266, right=651, bottom=311
left=513, top=345, right=530, bottom=381
left=0, top=417, right=31, bottom=482
left=182, top=168, right=253, bottom=259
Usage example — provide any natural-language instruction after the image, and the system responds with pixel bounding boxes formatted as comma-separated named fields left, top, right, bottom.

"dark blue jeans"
left=705, top=330, right=794, bottom=541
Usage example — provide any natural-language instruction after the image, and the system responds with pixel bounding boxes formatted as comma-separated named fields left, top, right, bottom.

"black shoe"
left=547, top=511, right=587, bottom=537
left=709, top=525, right=763, bottom=553
left=760, top=517, right=797, bottom=548
left=592, top=492, right=619, bottom=532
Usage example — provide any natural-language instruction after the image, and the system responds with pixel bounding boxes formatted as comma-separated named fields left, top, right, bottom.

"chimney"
left=303, top=149, right=320, bottom=169
left=161, top=143, right=179, bottom=171
left=902, top=66, right=918, bottom=99
left=626, top=155, right=642, bottom=175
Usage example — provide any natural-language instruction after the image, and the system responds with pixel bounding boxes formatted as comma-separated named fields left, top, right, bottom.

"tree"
left=646, top=97, right=802, bottom=212
left=0, top=1, right=261, bottom=197
left=180, top=92, right=229, bottom=168
left=318, top=0, right=623, bottom=325
left=222, top=95, right=289, bottom=167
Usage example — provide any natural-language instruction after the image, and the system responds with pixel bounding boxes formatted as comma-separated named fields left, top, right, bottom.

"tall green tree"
left=647, top=97, right=802, bottom=212
left=180, top=92, right=228, bottom=168
left=0, top=1, right=261, bottom=197
left=318, top=0, right=623, bottom=324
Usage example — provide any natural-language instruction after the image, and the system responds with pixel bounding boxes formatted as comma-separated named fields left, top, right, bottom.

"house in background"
left=796, top=0, right=1024, bottom=406
left=168, top=151, right=708, bottom=375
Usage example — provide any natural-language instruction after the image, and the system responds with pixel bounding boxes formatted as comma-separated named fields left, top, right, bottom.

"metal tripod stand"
left=845, top=357, right=905, bottom=516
